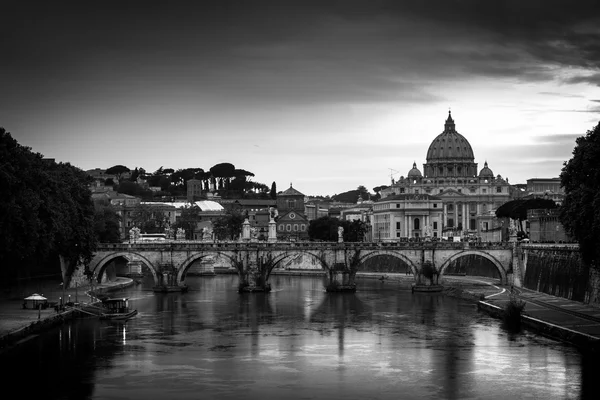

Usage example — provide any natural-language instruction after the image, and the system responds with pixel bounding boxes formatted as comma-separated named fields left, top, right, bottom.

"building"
left=379, top=112, right=511, bottom=239
left=276, top=184, right=309, bottom=240
left=525, top=178, right=564, bottom=205
left=373, top=194, right=443, bottom=241
left=527, top=208, right=571, bottom=243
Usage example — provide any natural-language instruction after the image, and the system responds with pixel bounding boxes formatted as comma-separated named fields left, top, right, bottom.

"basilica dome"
left=407, top=162, right=422, bottom=178
left=478, top=161, right=494, bottom=178
left=426, top=112, right=475, bottom=163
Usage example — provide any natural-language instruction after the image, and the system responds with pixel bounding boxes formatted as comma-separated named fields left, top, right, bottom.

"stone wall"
left=522, top=246, right=600, bottom=306
left=587, top=267, right=600, bottom=307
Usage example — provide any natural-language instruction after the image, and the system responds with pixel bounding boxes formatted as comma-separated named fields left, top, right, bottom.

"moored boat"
left=100, top=298, right=138, bottom=320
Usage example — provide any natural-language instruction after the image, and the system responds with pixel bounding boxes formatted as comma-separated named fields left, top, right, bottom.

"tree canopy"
left=308, top=216, right=368, bottom=242
left=332, top=185, right=373, bottom=203
left=560, top=121, right=600, bottom=267
left=212, top=208, right=244, bottom=240
left=105, top=164, right=130, bottom=181
left=0, top=128, right=97, bottom=286
left=495, top=198, right=557, bottom=221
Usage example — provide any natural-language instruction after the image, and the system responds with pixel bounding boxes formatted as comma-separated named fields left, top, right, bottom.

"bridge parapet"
left=96, top=241, right=507, bottom=252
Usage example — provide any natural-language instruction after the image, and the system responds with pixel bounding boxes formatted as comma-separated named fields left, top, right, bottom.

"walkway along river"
left=1, top=275, right=599, bottom=400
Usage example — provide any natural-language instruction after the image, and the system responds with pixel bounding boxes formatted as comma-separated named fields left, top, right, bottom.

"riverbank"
left=0, top=277, right=135, bottom=354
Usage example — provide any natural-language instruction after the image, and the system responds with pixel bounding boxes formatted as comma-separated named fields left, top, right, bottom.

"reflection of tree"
left=2, top=322, right=100, bottom=398
left=309, top=293, right=372, bottom=356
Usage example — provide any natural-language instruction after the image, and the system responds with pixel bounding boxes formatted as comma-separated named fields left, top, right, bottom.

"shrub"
left=503, top=295, right=526, bottom=329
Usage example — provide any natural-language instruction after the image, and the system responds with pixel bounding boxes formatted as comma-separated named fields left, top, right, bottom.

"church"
left=375, top=112, right=511, bottom=241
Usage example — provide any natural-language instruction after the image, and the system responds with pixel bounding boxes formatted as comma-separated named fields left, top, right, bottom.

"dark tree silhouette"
left=270, top=181, right=277, bottom=199
left=560, top=121, right=600, bottom=267
left=105, top=164, right=130, bottom=181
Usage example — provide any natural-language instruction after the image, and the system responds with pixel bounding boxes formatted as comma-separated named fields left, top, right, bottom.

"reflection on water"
left=1, top=275, right=597, bottom=400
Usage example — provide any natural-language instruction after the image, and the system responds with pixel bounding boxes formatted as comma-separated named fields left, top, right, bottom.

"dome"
left=407, top=162, right=422, bottom=178
left=478, top=161, right=494, bottom=178
left=426, top=112, right=475, bottom=162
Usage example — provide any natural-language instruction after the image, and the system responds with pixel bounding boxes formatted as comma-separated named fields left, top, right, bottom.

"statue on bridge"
left=202, top=227, right=213, bottom=242
left=338, top=226, right=344, bottom=243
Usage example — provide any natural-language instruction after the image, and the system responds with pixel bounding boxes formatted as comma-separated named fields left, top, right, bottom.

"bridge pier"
left=237, top=253, right=272, bottom=293
left=326, top=262, right=357, bottom=292
left=153, top=263, right=188, bottom=293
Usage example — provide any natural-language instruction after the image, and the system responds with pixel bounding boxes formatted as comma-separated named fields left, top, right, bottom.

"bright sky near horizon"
left=1, top=1, right=599, bottom=196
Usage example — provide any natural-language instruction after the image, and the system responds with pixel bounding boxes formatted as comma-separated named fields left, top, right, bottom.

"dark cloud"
left=564, top=73, right=600, bottom=86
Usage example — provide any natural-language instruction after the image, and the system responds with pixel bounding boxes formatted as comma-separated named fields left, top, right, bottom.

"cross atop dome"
left=444, top=110, right=455, bottom=132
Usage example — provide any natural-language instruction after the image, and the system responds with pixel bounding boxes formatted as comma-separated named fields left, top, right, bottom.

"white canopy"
left=24, top=293, right=47, bottom=301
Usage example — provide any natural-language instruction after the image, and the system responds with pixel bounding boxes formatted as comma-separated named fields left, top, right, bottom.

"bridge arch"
left=177, top=251, right=239, bottom=284
left=90, top=251, right=159, bottom=284
left=438, top=250, right=507, bottom=284
left=358, top=250, right=418, bottom=276
left=268, top=250, right=329, bottom=276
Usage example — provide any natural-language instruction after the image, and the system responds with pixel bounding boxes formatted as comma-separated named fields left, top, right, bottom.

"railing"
left=97, top=241, right=514, bottom=251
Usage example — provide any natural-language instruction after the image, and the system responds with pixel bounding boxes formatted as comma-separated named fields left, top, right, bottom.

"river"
left=2, top=275, right=597, bottom=399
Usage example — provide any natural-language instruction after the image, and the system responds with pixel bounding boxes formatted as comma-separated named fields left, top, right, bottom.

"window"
left=396, top=204, right=400, bottom=208
left=278, top=225, right=283, bottom=231
left=286, top=224, right=291, bottom=231
left=301, top=224, right=306, bottom=231
left=470, top=219, right=476, bottom=230
left=293, top=224, right=298, bottom=231
left=482, top=189, right=487, bottom=194
left=400, top=188, right=405, bottom=193
left=458, top=189, right=462, bottom=193
left=415, top=189, right=419, bottom=194
left=433, top=221, right=438, bottom=229
left=396, top=222, right=401, bottom=229
left=448, top=204, right=454, bottom=211
left=433, top=203, right=438, bottom=208
left=287, top=200, right=295, bottom=209
left=496, top=186, right=502, bottom=193
left=396, top=232, right=401, bottom=237
left=414, top=218, right=420, bottom=230
left=470, top=188, right=476, bottom=193
left=448, top=218, right=454, bottom=228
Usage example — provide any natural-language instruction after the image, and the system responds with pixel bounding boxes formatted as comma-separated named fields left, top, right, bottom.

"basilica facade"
left=375, top=112, right=510, bottom=240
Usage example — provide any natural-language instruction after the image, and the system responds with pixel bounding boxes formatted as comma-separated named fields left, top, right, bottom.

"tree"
left=114, top=181, right=153, bottom=200
left=341, top=219, right=368, bottom=242
left=496, top=198, right=557, bottom=232
left=105, top=165, right=130, bottom=181
left=0, top=128, right=97, bottom=288
left=270, top=181, right=277, bottom=199
left=212, top=208, right=244, bottom=240
left=94, top=205, right=121, bottom=243
left=308, top=217, right=341, bottom=242
left=560, top=121, right=600, bottom=267
left=131, top=204, right=170, bottom=234
left=130, top=167, right=140, bottom=182
left=209, top=162, right=236, bottom=191
left=172, top=204, right=202, bottom=240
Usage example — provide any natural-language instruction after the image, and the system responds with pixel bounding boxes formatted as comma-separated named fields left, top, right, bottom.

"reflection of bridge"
left=89, top=241, right=517, bottom=290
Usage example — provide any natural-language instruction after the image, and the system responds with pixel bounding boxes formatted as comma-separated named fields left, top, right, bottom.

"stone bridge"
left=88, top=241, right=517, bottom=291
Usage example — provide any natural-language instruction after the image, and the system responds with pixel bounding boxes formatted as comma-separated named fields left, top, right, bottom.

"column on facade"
left=404, top=214, right=409, bottom=237
left=443, top=203, right=448, bottom=227
left=461, top=203, right=466, bottom=232
left=453, top=202, right=457, bottom=229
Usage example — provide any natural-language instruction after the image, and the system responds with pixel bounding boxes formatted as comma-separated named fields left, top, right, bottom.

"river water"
left=2, top=275, right=597, bottom=399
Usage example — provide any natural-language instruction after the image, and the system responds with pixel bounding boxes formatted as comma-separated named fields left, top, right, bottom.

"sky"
left=1, top=0, right=599, bottom=196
